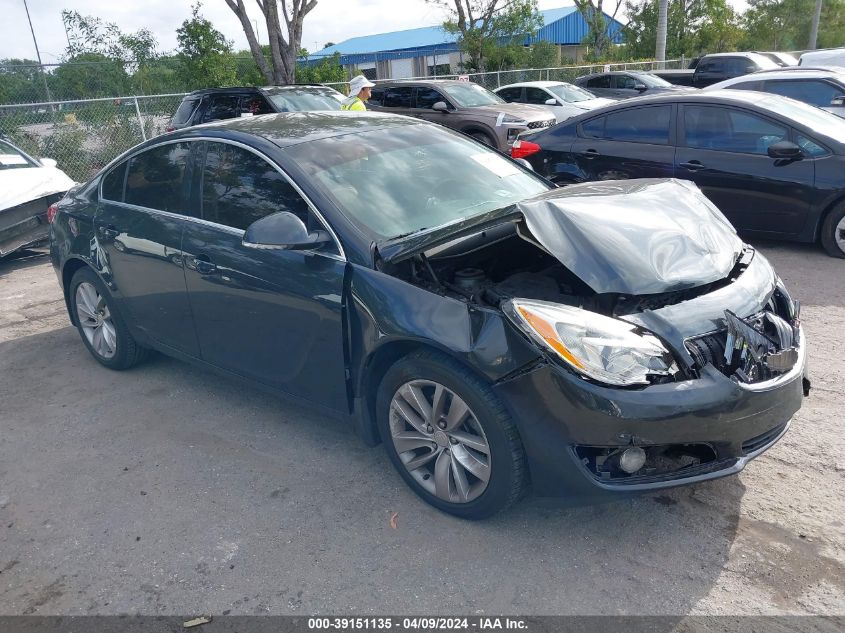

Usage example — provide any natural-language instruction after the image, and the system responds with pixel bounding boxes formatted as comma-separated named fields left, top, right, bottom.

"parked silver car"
left=368, top=80, right=556, bottom=151
left=495, top=81, right=615, bottom=122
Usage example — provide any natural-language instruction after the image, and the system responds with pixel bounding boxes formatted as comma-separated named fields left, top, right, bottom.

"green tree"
left=742, top=0, right=845, bottom=50
left=430, top=0, right=544, bottom=72
left=0, top=59, right=45, bottom=103
left=573, top=0, right=624, bottom=60
left=296, top=52, right=346, bottom=83
left=624, top=0, right=741, bottom=59
left=176, top=2, right=237, bottom=89
left=50, top=53, right=131, bottom=99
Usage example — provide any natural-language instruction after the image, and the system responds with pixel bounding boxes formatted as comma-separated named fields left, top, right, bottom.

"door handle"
left=190, top=255, right=218, bottom=275
left=582, top=149, right=599, bottom=159
left=98, top=224, right=119, bottom=239
left=680, top=160, right=705, bottom=171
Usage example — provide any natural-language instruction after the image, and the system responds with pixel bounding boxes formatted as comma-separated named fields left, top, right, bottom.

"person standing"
left=341, top=75, right=376, bottom=111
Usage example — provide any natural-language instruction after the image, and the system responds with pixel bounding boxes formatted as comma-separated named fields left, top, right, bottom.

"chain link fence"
left=0, top=94, right=185, bottom=182
left=1, top=60, right=684, bottom=183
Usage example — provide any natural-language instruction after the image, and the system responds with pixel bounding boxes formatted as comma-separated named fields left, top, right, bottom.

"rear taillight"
left=511, top=139, right=541, bottom=160
left=46, top=203, right=59, bottom=224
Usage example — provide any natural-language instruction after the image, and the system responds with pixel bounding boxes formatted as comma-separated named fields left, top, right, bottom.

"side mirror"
left=40, top=157, right=58, bottom=168
left=767, top=141, right=803, bottom=160
left=243, top=212, right=330, bottom=250
left=634, top=82, right=648, bottom=92
left=544, top=98, right=558, bottom=105
left=831, top=95, right=845, bottom=106
left=432, top=101, right=449, bottom=112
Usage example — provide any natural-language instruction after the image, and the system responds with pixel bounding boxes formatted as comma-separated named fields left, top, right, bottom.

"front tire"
left=69, top=267, right=149, bottom=370
left=377, top=350, right=527, bottom=519
left=821, top=203, right=845, bottom=258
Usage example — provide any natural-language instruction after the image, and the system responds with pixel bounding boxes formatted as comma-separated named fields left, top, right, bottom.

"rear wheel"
left=69, top=267, right=149, bottom=370
left=821, top=203, right=845, bottom=258
left=377, top=350, right=527, bottom=519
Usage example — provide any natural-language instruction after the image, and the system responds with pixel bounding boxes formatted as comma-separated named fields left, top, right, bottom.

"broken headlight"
left=505, top=299, right=676, bottom=387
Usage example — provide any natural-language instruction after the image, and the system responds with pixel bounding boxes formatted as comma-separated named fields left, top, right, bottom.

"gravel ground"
left=0, top=241, right=843, bottom=616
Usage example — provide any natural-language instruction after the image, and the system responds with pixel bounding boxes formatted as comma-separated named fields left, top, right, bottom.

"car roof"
left=374, top=79, right=478, bottom=87
left=751, top=66, right=845, bottom=76
left=495, top=81, right=575, bottom=90
left=584, top=89, right=792, bottom=109
left=184, top=84, right=330, bottom=97
left=168, top=111, right=424, bottom=148
left=707, top=68, right=845, bottom=88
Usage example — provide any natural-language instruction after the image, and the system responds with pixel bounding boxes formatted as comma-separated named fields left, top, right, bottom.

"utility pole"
left=656, top=0, right=668, bottom=68
left=809, top=0, right=823, bottom=49
left=22, top=0, right=54, bottom=105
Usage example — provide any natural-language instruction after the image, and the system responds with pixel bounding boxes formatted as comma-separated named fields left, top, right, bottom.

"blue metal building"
left=307, top=6, right=624, bottom=79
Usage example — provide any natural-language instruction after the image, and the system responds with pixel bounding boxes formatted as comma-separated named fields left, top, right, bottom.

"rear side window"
left=382, top=87, right=414, bottom=108
left=581, top=116, right=605, bottom=138
left=765, top=79, right=842, bottom=107
left=586, top=75, right=611, bottom=88
left=201, top=96, right=240, bottom=123
left=201, top=142, right=310, bottom=231
left=171, top=98, right=199, bottom=125
left=125, top=142, right=191, bottom=212
left=604, top=106, right=671, bottom=144
left=101, top=162, right=127, bottom=201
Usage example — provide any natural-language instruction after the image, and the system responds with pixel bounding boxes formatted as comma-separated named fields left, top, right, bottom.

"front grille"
left=742, top=422, right=787, bottom=455
left=527, top=119, right=554, bottom=129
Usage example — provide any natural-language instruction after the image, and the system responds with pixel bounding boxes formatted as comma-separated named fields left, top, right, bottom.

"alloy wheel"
left=389, top=380, right=491, bottom=503
left=75, top=281, right=117, bottom=359
left=836, top=216, right=845, bottom=255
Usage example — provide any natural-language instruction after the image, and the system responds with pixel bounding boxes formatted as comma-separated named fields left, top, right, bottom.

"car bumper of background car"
left=493, top=330, right=807, bottom=499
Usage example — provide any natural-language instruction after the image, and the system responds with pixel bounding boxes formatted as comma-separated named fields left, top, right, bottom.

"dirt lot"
left=0, top=241, right=843, bottom=616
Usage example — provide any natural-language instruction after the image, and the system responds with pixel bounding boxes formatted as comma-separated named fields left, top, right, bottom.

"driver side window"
left=201, top=142, right=335, bottom=254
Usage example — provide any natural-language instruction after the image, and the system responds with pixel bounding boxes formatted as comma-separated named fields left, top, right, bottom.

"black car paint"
left=522, top=92, right=845, bottom=245
left=51, top=112, right=805, bottom=499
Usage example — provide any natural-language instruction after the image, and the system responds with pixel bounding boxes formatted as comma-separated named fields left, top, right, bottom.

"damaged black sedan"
left=50, top=112, right=809, bottom=518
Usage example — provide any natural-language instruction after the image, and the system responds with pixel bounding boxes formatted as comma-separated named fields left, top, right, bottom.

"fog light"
left=619, top=447, right=647, bottom=474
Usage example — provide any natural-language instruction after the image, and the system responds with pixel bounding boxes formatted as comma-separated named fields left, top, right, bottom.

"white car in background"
left=0, top=137, right=75, bottom=258
left=494, top=81, right=615, bottom=123
left=800, top=48, right=845, bottom=67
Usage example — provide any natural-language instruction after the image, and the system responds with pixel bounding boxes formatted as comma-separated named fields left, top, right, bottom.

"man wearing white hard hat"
left=341, top=75, right=376, bottom=111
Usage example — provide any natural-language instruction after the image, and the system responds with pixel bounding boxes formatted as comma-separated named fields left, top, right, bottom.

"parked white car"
left=494, top=81, right=615, bottom=123
left=800, top=48, right=845, bottom=67
left=0, top=138, right=75, bottom=258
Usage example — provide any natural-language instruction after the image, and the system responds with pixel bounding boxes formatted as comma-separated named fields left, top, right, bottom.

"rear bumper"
left=494, top=328, right=807, bottom=498
left=0, top=196, right=55, bottom=257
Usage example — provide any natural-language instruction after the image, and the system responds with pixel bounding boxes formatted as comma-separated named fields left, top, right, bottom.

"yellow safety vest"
left=341, top=96, right=366, bottom=111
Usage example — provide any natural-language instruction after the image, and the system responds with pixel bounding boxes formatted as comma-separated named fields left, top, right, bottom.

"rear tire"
left=377, top=349, right=527, bottom=519
left=820, top=203, right=845, bottom=258
left=69, top=267, right=150, bottom=370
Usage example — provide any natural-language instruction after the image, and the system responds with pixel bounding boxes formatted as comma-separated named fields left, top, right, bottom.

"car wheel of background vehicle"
left=376, top=349, right=527, bottom=519
left=820, top=202, right=845, bottom=258
left=469, top=131, right=497, bottom=149
left=69, top=267, right=149, bottom=370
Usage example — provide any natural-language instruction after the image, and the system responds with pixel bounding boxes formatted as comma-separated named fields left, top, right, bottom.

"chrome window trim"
left=97, top=136, right=346, bottom=261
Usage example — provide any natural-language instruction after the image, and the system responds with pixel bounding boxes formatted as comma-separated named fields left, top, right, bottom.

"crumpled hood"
left=0, top=166, right=76, bottom=212
left=517, top=179, right=744, bottom=295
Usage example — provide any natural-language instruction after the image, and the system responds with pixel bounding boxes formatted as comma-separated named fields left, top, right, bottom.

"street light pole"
left=22, top=0, right=54, bottom=105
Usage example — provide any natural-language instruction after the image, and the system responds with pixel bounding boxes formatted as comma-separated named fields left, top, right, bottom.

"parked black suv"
left=652, top=52, right=781, bottom=87
left=167, top=85, right=345, bottom=131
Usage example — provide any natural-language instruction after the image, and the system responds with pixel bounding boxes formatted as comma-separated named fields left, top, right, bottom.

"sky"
left=3, top=0, right=750, bottom=64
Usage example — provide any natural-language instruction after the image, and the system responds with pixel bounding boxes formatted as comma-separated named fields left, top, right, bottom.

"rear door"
left=570, top=104, right=676, bottom=181
left=675, top=104, right=816, bottom=235
left=95, top=141, right=201, bottom=356
left=582, top=75, right=614, bottom=98
left=181, top=140, right=348, bottom=410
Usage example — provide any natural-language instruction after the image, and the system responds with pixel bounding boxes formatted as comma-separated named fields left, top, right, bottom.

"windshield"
left=546, top=83, right=596, bottom=102
left=762, top=95, right=845, bottom=141
left=286, top=124, right=550, bottom=239
left=0, top=140, right=36, bottom=170
left=635, top=73, right=672, bottom=88
left=441, top=83, right=504, bottom=107
left=265, top=87, right=343, bottom=112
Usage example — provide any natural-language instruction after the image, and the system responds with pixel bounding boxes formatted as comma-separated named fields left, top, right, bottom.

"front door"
left=95, top=141, right=201, bottom=356
left=181, top=141, right=348, bottom=411
left=675, top=104, right=816, bottom=236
